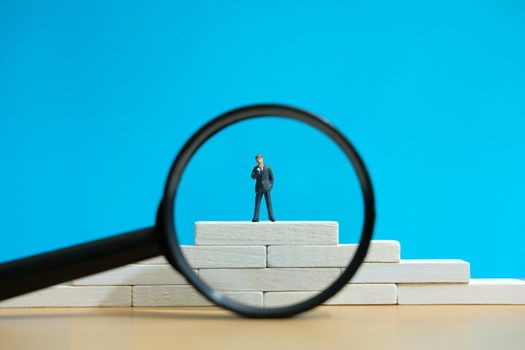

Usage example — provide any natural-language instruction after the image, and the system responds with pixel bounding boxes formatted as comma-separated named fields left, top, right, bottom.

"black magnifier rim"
left=156, top=103, right=375, bottom=318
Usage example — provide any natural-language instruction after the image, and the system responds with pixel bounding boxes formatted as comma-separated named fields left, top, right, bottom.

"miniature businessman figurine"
left=251, top=154, right=276, bottom=222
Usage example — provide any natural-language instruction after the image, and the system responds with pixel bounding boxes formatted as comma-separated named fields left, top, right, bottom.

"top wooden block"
left=195, top=221, right=338, bottom=246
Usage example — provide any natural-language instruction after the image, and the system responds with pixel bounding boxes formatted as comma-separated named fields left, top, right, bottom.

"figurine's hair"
left=255, top=154, right=263, bottom=160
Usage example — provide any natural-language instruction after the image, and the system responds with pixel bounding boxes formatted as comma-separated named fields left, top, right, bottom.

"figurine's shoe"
left=269, top=217, right=276, bottom=222
left=251, top=218, right=259, bottom=222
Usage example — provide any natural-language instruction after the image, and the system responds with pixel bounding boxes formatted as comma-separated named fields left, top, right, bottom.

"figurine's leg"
left=264, top=190, right=275, bottom=220
left=252, top=192, right=263, bottom=221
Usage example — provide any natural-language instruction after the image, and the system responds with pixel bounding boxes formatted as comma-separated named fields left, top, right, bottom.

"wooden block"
left=0, top=286, right=131, bottom=308
left=72, top=265, right=195, bottom=285
left=345, top=259, right=470, bottom=283
left=329, top=284, right=397, bottom=304
left=133, top=285, right=263, bottom=307
left=137, top=256, right=169, bottom=264
left=195, top=221, right=338, bottom=246
left=136, top=246, right=267, bottom=268
left=198, top=268, right=341, bottom=291
left=398, top=278, right=525, bottom=304
left=267, top=240, right=400, bottom=267
left=264, top=284, right=397, bottom=307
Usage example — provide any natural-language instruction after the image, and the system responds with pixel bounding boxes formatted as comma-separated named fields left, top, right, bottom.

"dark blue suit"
left=251, top=164, right=275, bottom=221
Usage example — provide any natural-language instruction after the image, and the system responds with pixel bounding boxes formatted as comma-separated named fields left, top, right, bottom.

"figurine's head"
left=255, top=154, right=263, bottom=165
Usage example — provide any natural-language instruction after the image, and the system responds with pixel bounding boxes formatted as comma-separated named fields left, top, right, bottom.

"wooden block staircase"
left=1, top=221, right=524, bottom=308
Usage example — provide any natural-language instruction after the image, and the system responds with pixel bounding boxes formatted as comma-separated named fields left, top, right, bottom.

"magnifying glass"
left=0, top=104, right=375, bottom=318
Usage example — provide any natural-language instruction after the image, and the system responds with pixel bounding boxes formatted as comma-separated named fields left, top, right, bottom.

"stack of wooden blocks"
left=1, top=221, right=524, bottom=308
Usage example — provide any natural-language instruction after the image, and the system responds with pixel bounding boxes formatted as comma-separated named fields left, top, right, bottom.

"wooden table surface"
left=1, top=305, right=524, bottom=350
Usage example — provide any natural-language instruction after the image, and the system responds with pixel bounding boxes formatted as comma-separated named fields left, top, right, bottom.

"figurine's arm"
left=268, top=167, right=274, bottom=184
left=251, top=167, right=260, bottom=179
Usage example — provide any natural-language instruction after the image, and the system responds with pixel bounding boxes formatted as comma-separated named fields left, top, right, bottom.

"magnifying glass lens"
left=174, top=116, right=364, bottom=309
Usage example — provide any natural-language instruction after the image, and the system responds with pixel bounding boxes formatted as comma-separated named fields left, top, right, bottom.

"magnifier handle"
left=0, top=227, right=162, bottom=301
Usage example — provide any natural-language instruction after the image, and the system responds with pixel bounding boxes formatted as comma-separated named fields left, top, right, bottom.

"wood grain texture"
left=72, top=265, right=195, bottom=285
left=347, top=259, right=470, bottom=283
left=0, top=286, right=131, bottom=307
left=267, top=240, right=400, bottom=267
left=198, top=268, right=341, bottom=291
left=264, top=284, right=397, bottom=307
left=133, top=285, right=263, bottom=307
left=195, top=221, right=338, bottom=245
left=398, top=278, right=525, bottom=304
left=137, top=246, right=267, bottom=268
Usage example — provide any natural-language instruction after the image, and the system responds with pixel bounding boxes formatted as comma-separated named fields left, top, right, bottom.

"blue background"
left=1, top=0, right=524, bottom=278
